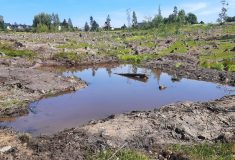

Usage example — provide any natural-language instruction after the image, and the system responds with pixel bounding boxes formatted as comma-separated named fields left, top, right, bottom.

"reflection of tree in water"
left=106, top=67, right=112, bottom=77
left=152, top=69, right=161, bottom=85
left=92, top=67, right=98, bottom=77
left=132, top=66, right=138, bottom=74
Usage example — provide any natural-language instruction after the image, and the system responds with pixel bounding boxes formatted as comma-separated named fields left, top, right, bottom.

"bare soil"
left=0, top=96, right=234, bottom=159
left=0, top=62, right=87, bottom=118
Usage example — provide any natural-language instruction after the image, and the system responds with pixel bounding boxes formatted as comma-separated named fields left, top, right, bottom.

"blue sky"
left=0, top=0, right=235, bottom=28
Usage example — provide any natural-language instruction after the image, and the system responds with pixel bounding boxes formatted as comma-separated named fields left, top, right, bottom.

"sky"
left=0, top=0, right=235, bottom=28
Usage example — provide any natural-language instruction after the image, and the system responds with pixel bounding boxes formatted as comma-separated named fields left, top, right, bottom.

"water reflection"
left=1, top=64, right=234, bottom=135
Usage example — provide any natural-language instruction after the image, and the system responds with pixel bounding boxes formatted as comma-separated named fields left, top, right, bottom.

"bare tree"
left=218, top=0, right=229, bottom=24
left=126, top=9, right=131, bottom=28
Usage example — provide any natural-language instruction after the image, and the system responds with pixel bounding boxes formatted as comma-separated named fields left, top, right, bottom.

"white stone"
left=0, top=146, right=12, bottom=153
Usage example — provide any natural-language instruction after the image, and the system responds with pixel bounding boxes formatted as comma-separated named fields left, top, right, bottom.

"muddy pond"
left=1, top=64, right=235, bottom=135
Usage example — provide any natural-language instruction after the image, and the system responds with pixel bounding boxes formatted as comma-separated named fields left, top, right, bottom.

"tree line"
left=0, top=0, right=234, bottom=32
left=32, top=13, right=74, bottom=32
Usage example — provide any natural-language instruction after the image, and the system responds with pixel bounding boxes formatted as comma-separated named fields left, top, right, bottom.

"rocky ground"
left=0, top=96, right=234, bottom=159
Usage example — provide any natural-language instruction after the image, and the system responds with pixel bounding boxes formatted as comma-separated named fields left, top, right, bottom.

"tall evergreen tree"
left=132, top=11, right=138, bottom=28
left=62, top=19, right=68, bottom=29
left=89, top=17, right=99, bottom=31
left=84, top=22, right=90, bottom=32
left=158, top=5, right=162, bottom=17
left=90, top=16, right=94, bottom=26
left=104, top=15, right=111, bottom=30
left=91, top=21, right=99, bottom=31
left=68, top=18, right=73, bottom=31
left=173, top=6, right=178, bottom=22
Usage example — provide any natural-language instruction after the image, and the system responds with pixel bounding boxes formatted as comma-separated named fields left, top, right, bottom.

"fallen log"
left=115, top=73, right=149, bottom=83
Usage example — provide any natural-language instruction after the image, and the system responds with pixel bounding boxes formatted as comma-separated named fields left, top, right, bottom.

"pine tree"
left=104, top=15, right=111, bottom=30
left=173, top=6, right=178, bottom=22
left=158, top=5, right=162, bottom=18
left=62, top=19, right=68, bottom=29
left=132, top=11, right=138, bottom=28
left=68, top=18, right=73, bottom=30
left=84, top=22, right=90, bottom=32
left=90, top=17, right=99, bottom=32
left=90, top=16, right=94, bottom=27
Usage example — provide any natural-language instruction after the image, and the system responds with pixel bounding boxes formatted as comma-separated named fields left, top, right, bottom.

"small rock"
left=0, top=146, right=12, bottom=153
left=159, top=85, right=167, bottom=90
left=40, top=90, right=46, bottom=94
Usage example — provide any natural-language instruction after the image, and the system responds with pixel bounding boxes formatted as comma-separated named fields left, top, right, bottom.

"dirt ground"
left=0, top=61, right=87, bottom=118
left=0, top=96, right=234, bottom=159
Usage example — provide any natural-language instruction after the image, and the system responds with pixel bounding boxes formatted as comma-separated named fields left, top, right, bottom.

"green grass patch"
left=107, top=47, right=132, bottom=56
left=89, top=149, right=149, bottom=160
left=3, top=49, right=35, bottom=58
left=118, top=53, right=159, bottom=64
left=169, top=143, right=233, bottom=160
left=140, top=41, right=156, bottom=48
left=200, top=41, right=235, bottom=72
left=57, top=41, right=90, bottom=49
left=124, top=35, right=152, bottom=43
left=0, top=42, right=36, bottom=58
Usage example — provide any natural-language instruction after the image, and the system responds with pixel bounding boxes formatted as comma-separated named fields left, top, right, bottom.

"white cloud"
left=180, top=2, right=208, bottom=12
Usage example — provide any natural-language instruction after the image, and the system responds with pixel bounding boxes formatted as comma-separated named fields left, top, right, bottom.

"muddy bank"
left=145, top=54, right=235, bottom=86
left=0, top=64, right=87, bottom=118
left=1, top=95, right=234, bottom=159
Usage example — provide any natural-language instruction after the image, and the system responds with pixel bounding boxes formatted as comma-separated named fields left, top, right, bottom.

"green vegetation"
left=33, top=12, right=74, bottom=32
left=88, top=149, right=149, bottom=160
left=118, top=54, right=159, bottom=64
left=200, top=41, right=235, bottom=72
left=169, top=143, right=233, bottom=160
left=54, top=52, right=87, bottom=63
left=175, top=62, right=182, bottom=68
left=0, top=42, right=35, bottom=58
left=57, top=41, right=90, bottom=49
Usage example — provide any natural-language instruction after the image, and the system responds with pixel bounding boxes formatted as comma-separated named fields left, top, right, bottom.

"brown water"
left=1, top=64, right=235, bottom=135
